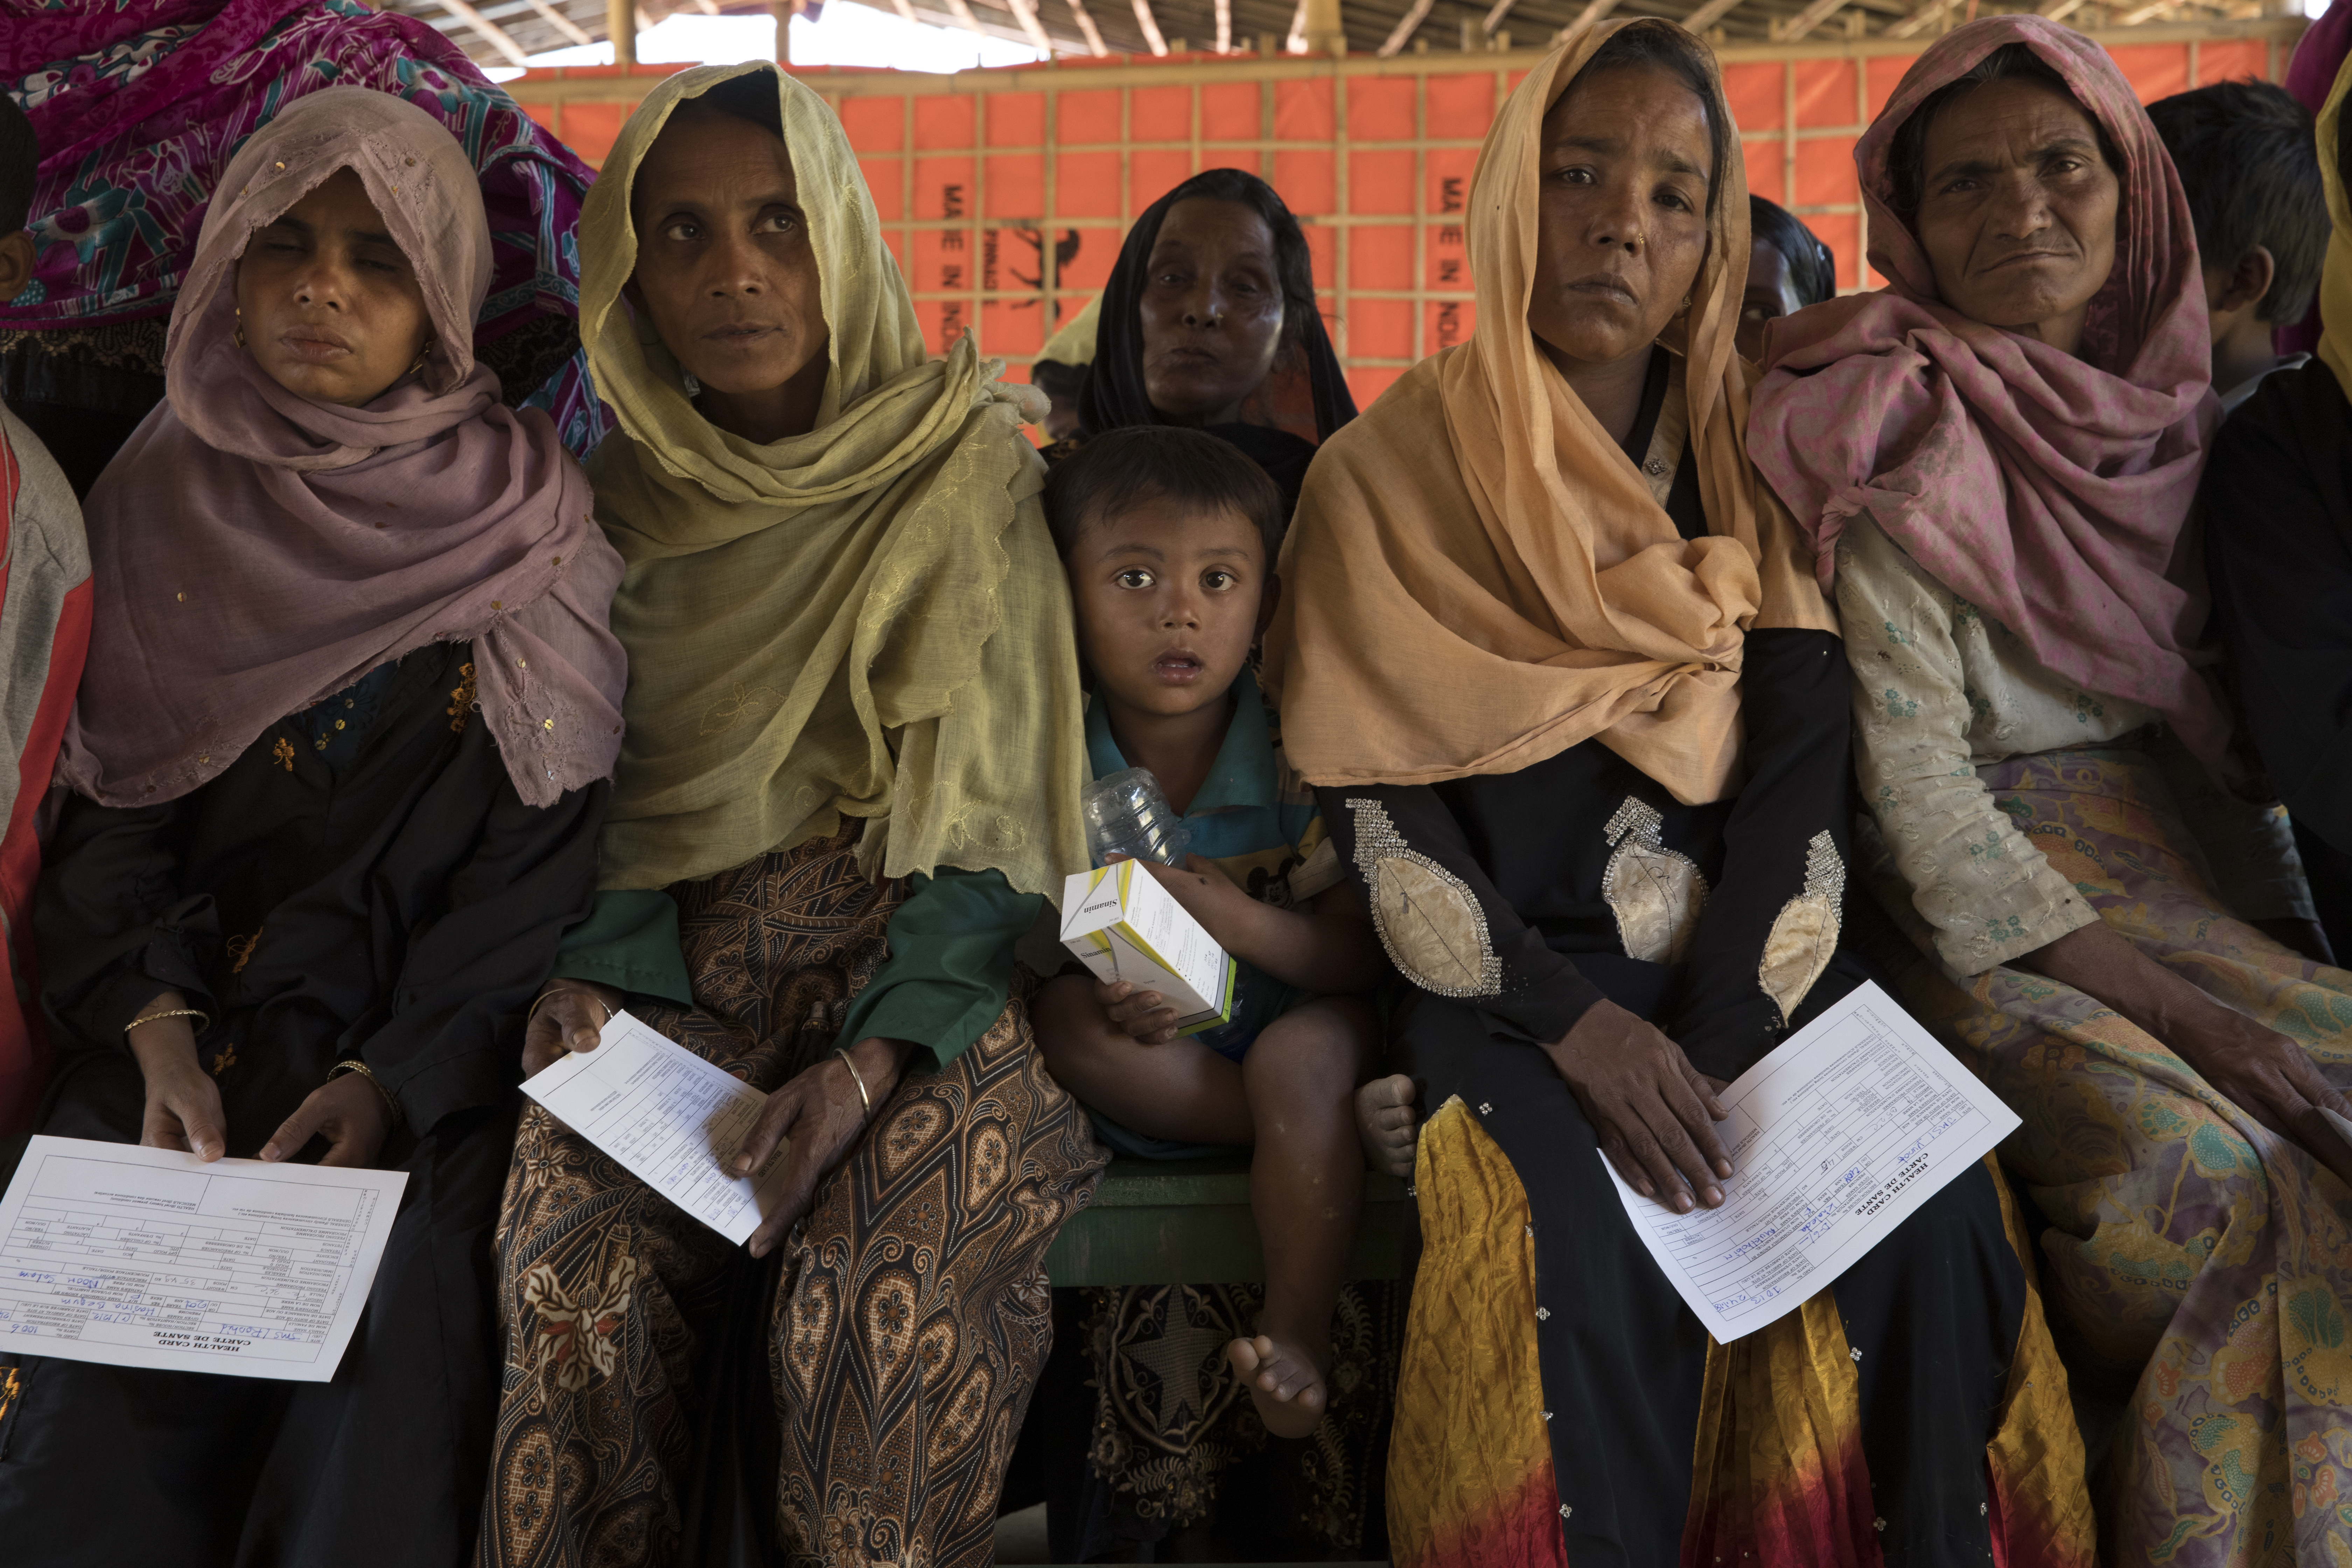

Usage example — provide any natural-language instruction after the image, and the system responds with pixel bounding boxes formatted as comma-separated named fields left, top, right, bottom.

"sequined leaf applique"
left=1759, top=831, right=1845, bottom=1024
left=1601, top=797, right=1707, bottom=965
left=1346, top=799, right=1501, bottom=998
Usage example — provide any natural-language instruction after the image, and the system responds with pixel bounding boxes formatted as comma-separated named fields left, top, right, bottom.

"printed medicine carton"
left=1059, top=861, right=1237, bottom=1036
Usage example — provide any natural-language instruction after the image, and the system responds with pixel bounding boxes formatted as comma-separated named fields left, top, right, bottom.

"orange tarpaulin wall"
left=509, top=25, right=2296, bottom=410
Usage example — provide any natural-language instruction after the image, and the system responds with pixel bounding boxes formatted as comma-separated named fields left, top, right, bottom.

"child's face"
left=1068, top=497, right=1272, bottom=721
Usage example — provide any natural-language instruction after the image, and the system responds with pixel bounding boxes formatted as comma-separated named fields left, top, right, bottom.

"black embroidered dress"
left=0, top=641, right=605, bottom=1568
left=1342, top=351, right=2043, bottom=1568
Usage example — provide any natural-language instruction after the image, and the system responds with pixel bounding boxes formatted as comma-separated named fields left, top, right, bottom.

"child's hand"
left=1096, top=978, right=1182, bottom=1044
left=1126, top=854, right=1252, bottom=940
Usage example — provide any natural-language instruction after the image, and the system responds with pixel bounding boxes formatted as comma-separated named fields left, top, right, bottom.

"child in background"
left=2149, top=80, right=2329, bottom=412
left=1033, top=425, right=1385, bottom=1440
left=1738, top=195, right=1839, bottom=364
left=0, top=96, right=91, bottom=1132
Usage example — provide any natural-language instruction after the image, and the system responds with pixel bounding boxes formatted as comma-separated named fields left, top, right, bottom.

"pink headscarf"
left=57, top=88, right=626, bottom=810
left=1746, top=15, right=2228, bottom=775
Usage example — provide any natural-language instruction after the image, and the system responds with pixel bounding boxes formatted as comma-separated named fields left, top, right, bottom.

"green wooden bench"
left=1042, top=1155, right=1410, bottom=1287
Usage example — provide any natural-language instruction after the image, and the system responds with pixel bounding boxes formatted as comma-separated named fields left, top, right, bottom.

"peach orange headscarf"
left=1261, top=19, right=1830, bottom=802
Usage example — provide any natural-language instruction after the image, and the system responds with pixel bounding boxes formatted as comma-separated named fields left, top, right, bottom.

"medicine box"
left=1059, top=862, right=1237, bottom=1036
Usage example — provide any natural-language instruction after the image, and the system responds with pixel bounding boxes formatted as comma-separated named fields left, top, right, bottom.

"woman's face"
left=626, top=104, right=830, bottom=443
left=1528, top=64, right=1714, bottom=380
left=233, top=167, right=432, bottom=408
left=1911, top=76, right=2118, bottom=355
left=1138, top=197, right=1286, bottom=428
left=1736, top=239, right=1803, bottom=363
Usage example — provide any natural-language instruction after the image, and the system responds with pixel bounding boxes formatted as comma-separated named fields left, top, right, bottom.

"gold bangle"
left=125, top=1007, right=209, bottom=1036
left=327, top=1059, right=401, bottom=1124
left=528, top=988, right=612, bottom=1030
left=834, top=1048, right=873, bottom=1118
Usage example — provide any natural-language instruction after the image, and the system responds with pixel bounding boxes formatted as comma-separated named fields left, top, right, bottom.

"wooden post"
left=772, top=0, right=798, bottom=62
left=608, top=0, right=636, bottom=67
left=1304, top=0, right=1344, bottom=53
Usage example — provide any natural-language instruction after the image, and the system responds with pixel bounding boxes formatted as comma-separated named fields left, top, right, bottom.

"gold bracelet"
left=834, top=1048, right=873, bottom=1118
left=528, top=988, right=612, bottom=1030
left=125, top=1007, right=209, bottom=1036
left=327, top=1059, right=401, bottom=1124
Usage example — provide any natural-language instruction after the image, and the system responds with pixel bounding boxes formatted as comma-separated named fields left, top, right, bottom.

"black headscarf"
left=1076, top=168, right=1356, bottom=510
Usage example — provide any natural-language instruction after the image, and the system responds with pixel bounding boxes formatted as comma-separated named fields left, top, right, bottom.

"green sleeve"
left=552, top=888, right=696, bottom=1006
left=838, top=867, right=1042, bottom=1071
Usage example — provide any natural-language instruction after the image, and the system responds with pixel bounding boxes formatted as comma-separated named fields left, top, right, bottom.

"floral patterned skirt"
left=1857, top=746, right=2352, bottom=1566
left=475, top=830, right=1106, bottom=1567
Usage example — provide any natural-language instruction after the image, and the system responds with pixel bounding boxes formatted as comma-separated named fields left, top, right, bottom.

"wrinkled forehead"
left=631, top=98, right=799, bottom=219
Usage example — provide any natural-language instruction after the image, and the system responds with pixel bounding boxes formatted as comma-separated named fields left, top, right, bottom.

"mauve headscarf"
left=1746, top=15, right=2227, bottom=774
left=57, top=87, right=626, bottom=810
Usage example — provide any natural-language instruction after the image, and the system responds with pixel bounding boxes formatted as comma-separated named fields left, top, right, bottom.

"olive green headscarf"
left=583, top=62, right=1088, bottom=896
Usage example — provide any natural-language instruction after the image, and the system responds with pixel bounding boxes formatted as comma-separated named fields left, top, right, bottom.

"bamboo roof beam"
left=1555, top=0, right=1622, bottom=42
left=438, top=0, right=532, bottom=64
left=1065, top=0, right=1110, bottom=54
left=516, top=0, right=594, bottom=45
left=1481, top=0, right=1518, bottom=37
left=999, top=0, right=1058, bottom=53
left=1378, top=0, right=1435, bottom=54
left=1884, top=0, right=1956, bottom=38
left=1774, top=0, right=1850, bottom=41
left=1134, top=0, right=1171, bottom=53
left=1678, top=0, right=1743, bottom=33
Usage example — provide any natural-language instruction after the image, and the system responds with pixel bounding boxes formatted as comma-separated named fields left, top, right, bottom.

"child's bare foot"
left=1228, top=1332, right=1328, bottom=1439
left=1355, top=1073, right=1418, bottom=1178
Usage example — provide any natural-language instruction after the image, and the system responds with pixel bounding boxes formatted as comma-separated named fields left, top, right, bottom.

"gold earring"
left=233, top=306, right=245, bottom=349
left=409, top=339, right=433, bottom=379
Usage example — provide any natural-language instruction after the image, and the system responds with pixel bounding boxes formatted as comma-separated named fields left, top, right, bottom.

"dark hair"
left=2146, top=82, right=2325, bottom=324
left=692, top=70, right=787, bottom=143
left=1031, top=360, right=1086, bottom=404
left=1748, top=195, right=1837, bottom=306
left=1556, top=20, right=1731, bottom=219
left=0, top=93, right=36, bottom=237
left=1888, top=42, right=2124, bottom=219
left=1043, top=426, right=1288, bottom=568
left=1152, top=167, right=1318, bottom=356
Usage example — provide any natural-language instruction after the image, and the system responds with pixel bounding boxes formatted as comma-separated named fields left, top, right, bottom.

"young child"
left=2149, top=80, right=2329, bottom=413
left=1034, top=425, right=1386, bottom=1439
left=0, top=95, right=92, bottom=1132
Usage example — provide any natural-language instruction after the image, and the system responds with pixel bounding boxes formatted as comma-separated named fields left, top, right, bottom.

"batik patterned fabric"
left=1391, top=1099, right=2096, bottom=1568
left=480, top=830, right=1107, bottom=1568
left=1855, top=746, right=2352, bottom=1566
left=0, top=0, right=602, bottom=453
left=1076, top=1278, right=1403, bottom=1554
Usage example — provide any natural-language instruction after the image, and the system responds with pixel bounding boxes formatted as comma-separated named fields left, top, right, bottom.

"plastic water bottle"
left=1082, top=766, right=1191, bottom=868
left=1083, top=768, right=1258, bottom=1057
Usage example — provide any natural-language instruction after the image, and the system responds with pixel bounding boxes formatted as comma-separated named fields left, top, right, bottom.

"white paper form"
left=0, top=1136, right=406, bottom=1380
left=520, top=1010, right=789, bottom=1246
left=1606, top=981, right=2021, bottom=1343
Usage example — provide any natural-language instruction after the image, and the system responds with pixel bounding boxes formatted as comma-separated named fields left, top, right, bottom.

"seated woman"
left=1064, top=167, right=1356, bottom=513
left=1749, top=17, right=2352, bottom=1562
left=1265, top=21, right=2092, bottom=1566
left=479, top=64, right=1102, bottom=1568
left=0, top=0, right=604, bottom=497
left=0, top=89, right=625, bottom=1564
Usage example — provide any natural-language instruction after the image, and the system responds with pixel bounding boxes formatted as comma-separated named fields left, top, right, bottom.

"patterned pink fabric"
left=1747, top=15, right=2230, bottom=776
left=56, top=90, right=626, bottom=811
left=0, top=0, right=606, bottom=452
